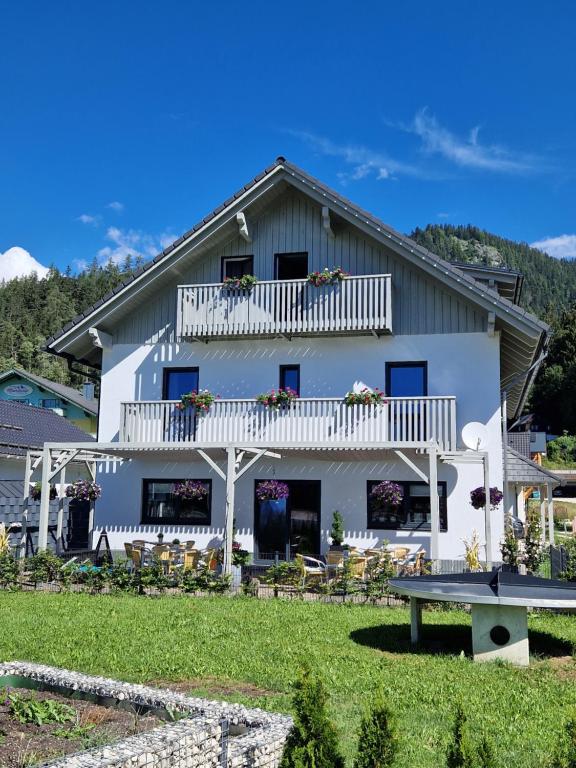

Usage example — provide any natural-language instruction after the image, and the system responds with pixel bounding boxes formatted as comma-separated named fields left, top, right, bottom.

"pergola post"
left=483, top=453, right=492, bottom=568
left=540, top=486, right=547, bottom=544
left=56, top=465, right=66, bottom=553
left=21, top=451, right=32, bottom=559
left=516, top=485, right=525, bottom=522
left=428, top=447, right=439, bottom=566
left=37, top=446, right=52, bottom=551
left=223, top=448, right=237, bottom=576
left=547, top=483, right=555, bottom=545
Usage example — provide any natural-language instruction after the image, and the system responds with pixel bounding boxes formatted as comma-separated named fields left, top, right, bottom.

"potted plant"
left=344, top=388, right=387, bottom=406
left=462, top=530, right=483, bottom=572
left=307, top=266, right=349, bottom=287
left=370, top=481, right=403, bottom=508
left=222, top=274, right=258, bottom=291
left=329, top=510, right=346, bottom=551
left=172, top=480, right=209, bottom=500
left=469, top=486, right=503, bottom=510
left=256, top=387, right=298, bottom=409
left=65, top=480, right=102, bottom=502
left=177, top=389, right=218, bottom=414
left=29, top=483, right=57, bottom=502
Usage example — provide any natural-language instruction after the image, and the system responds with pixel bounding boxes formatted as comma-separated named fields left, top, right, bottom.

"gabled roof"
left=0, top=369, right=98, bottom=415
left=506, top=447, right=562, bottom=486
left=0, top=399, right=94, bottom=457
left=44, top=157, right=549, bottom=417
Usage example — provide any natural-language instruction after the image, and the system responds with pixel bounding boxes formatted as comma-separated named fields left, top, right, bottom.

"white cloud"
left=289, top=129, right=423, bottom=184
left=97, top=227, right=175, bottom=265
left=106, top=201, right=124, bottom=212
left=408, top=108, right=535, bottom=173
left=77, top=213, right=100, bottom=225
left=530, top=234, right=576, bottom=260
left=0, top=247, right=49, bottom=281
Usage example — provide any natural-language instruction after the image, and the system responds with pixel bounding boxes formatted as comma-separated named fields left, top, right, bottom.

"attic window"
left=221, top=256, right=254, bottom=281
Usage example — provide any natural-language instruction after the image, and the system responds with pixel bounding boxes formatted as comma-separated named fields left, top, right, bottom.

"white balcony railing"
left=176, top=274, right=392, bottom=340
left=119, top=396, right=456, bottom=451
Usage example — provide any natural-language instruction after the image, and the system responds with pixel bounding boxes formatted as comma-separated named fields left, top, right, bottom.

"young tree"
left=280, top=667, right=345, bottom=768
left=446, top=706, right=475, bottom=768
left=476, top=736, right=497, bottom=768
left=353, top=695, right=397, bottom=768
left=550, top=713, right=576, bottom=768
left=523, top=510, right=543, bottom=574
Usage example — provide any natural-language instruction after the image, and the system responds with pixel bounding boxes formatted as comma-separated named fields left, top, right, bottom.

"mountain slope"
left=409, top=224, right=576, bottom=319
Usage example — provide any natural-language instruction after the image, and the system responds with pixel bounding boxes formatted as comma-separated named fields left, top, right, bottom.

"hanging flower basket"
left=222, top=274, right=258, bottom=291
left=344, top=388, right=387, bottom=406
left=255, top=480, right=290, bottom=501
left=177, top=389, right=218, bottom=413
left=370, top=481, right=404, bottom=507
left=470, top=486, right=503, bottom=510
left=256, top=388, right=298, bottom=409
left=172, top=480, right=209, bottom=500
left=65, top=480, right=102, bottom=502
left=307, top=266, right=349, bottom=287
left=29, top=483, right=57, bottom=502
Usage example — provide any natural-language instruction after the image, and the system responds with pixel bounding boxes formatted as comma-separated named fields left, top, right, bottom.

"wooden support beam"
left=235, top=449, right=267, bottom=481
left=487, top=311, right=496, bottom=337
left=393, top=449, right=428, bottom=483
left=540, top=488, right=547, bottom=545
left=547, top=483, right=555, bottom=545
left=322, top=206, right=335, bottom=238
left=56, top=465, right=66, bottom=552
left=483, top=452, right=492, bottom=568
left=48, top=449, right=80, bottom=482
left=222, top=448, right=237, bottom=576
left=236, top=211, right=251, bottom=243
left=38, top=446, right=52, bottom=551
left=429, top=447, right=440, bottom=564
left=88, top=327, right=113, bottom=349
left=197, top=450, right=226, bottom=481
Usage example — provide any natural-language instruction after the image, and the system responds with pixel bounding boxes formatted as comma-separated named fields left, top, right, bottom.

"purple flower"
left=370, top=481, right=404, bottom=507
left=172, top=480, right=209, bottom=500
left=256, top=480, right=290, bottom=501
left=470, top=486, right=503, bottom=510
left=65, top=480, right=101, bottom=501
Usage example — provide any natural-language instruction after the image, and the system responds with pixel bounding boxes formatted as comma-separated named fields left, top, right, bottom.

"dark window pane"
left=367, top=481, right=446, bottom=531
left=280, top=365, right=300, bottom=395
left=387, top=363, right=427, bottom=397
left=164, top=369, right=199, bottom=400
left=222, top=256, right=254, bottom=280
left=141, top=479, right=211, bottom=525
left=275, top=253, right=308, bottom=280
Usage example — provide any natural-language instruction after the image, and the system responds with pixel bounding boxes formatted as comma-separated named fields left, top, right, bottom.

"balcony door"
left=163, top=368, right=199, bottom=442
left=274, top=253, right=308, bottom=330
left=255, top=479, right=321, bottom=561
left=386, top=362, right=428, bottom=442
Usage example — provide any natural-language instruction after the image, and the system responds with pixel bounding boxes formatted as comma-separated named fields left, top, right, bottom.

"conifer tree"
left=446, top=706, right=475, bottom=768
left=353, top=695, right=397, bottom=768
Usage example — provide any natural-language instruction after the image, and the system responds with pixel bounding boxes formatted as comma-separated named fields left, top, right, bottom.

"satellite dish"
left=462, top=422, right=489, bottom=451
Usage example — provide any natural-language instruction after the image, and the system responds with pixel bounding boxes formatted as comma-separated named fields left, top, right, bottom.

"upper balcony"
left=176, top=274, right=392, bottom=341
left=119, top=396, right=456, bottom=451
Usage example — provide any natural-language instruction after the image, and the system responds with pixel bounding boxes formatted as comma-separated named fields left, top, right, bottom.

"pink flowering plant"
left=172, top=480, right=209, bottom=500
left=256, top=387, right=298, bottom=409
left=307, top=266, right=349, bottom=287
left=177, top=389, right=218, bottom=413
left=370, top=481, right=404, bottom=507
left=255, top=480, right=290, bottom=501
left=65, top=480, right=102, bottom=502
left=470, top=486, right=503, bottom=510
left=222, top=274, right=258, bottom=291
left=344, top=387, right=387, bottom=406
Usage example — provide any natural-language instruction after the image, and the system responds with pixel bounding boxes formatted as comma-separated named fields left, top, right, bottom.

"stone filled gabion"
left=0, top=662, right=292, bottom=768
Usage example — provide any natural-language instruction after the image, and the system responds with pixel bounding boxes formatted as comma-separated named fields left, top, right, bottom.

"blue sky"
left=1, top=0, right=576, bottom=277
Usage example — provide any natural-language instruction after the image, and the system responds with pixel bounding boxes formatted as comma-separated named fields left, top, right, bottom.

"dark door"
left=386, top=362, right=428, bottom=441
left=163, top=368, right=200, bottom=441
left=275, top=253, right=308, bottom=280
left=67, top=499, right=90, bottom=550
left=254, top=479, right=321, bottom=560
left=163, top=368, right=199, bottom=399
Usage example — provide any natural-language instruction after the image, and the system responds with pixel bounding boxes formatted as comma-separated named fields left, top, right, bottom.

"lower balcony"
left=119, top=396, right=457, bottom=451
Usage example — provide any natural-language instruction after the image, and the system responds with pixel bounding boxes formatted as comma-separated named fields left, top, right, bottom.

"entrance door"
left=254, top=479, right=321, bottom=560
left=163, top=368, right=199, bottom=441
left=66, top=499, right=90, bottom=550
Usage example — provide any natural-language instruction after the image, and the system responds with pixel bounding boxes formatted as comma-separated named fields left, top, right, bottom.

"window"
left=275, top=253, right=308, bottom=280
left=385, top=362, right=428, bottom=397
left=367, top=480, right=447, bottom=531
left=279, top=365, right=300, bottom=395
left=221, top=256, right=254, bottom=281
left=41, top=398, right=63, bottom=409
left=141, top=479, right=212, bottom=525
left=163, top=368, right=199, bottom=400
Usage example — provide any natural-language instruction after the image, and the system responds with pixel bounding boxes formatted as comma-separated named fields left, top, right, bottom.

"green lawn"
left=1, top=593, right=575, bottom=767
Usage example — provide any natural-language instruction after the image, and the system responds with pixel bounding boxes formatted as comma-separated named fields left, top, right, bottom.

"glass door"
left=255, top=479, right=321, bottom=560
left=163, top=368, right=199, bottom=441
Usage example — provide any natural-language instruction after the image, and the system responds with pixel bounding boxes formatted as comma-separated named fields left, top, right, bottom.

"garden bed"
left=0, top=687, right=163, bottom=766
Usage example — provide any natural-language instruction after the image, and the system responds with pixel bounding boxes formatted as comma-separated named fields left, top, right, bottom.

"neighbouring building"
left=40, top=158, right=549, bottom=566
left=0, top=369, right=98, bottom=436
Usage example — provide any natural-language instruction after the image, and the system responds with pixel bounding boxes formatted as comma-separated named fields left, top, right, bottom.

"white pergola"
left=30, top=441, right=492, bottom=572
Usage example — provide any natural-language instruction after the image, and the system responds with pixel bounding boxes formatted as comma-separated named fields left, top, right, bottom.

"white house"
left=40, top=158, right=549, bottom=568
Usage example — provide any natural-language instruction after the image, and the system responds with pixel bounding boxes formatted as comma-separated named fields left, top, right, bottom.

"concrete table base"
left=471, top=603, right=529, bottom=666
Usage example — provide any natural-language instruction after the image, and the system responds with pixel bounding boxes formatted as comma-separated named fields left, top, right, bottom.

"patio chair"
left=347, top=554, right=369, bottom=579
left=398, top=549, right=426, bottom=576
left=295, top=554, right=327, bottom=585
left=132, top=539, right=146, bottom=548
left=185, top=540, right=196, bottom=551
left=152, top=544, right=175, bottom=572
left=182, top=549, right=201, bottom=570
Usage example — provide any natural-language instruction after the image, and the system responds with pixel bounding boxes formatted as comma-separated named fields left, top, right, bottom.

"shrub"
left=26, top=550, right=63, bottom=586
left=364, top=550, right=395, bottom=603
left=331, top=558, right=361, bottom=600
left=330, top=511, right=345, bottom=546
left=500, top=518, right=520, bottom=569
left=547, top=434, right=576, bottom=467
left=559, top=538, right=576, bottom=581
left=0, top=550, right=19, bottom=590
left=222, top=274, right=258, bottom=291
left=477, top=736, right=497, bottom=768
left=550, top=712, right=576, bottom=767
left=265, top=561, right=300, bottom=597
left=280, top=667, right=345, bottom=768
left=446, top=706, right=476, bottom=768
left=524, top=511, right=543, bottom=574
left=353, top=694, right=397, bottom=768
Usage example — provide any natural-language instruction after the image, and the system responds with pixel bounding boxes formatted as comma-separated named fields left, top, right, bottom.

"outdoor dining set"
left=123, top=540, right=219, bottom=573
left=295, top=545, right=426, bottom=583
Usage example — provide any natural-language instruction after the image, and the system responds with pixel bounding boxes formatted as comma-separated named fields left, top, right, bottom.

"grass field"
left=1, top=593, right=575, bottom=767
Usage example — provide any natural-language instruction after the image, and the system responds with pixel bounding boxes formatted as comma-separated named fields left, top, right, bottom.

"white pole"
left=502, top=391, right=510, bottom=529
left=547, top=483, right=555, bottom=545
left=21, top=451, right=32, bottom=559
left=429, top=447, right=439, bottom=567
left=37, top=446, right=52, bottom=551
left=223, top=448, right=236, bottom=576
left=56, top=465, right=66, bottom=553
left=540, top=486, right=547, bottom=545
left=483, top=453, right=492, bottom=568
